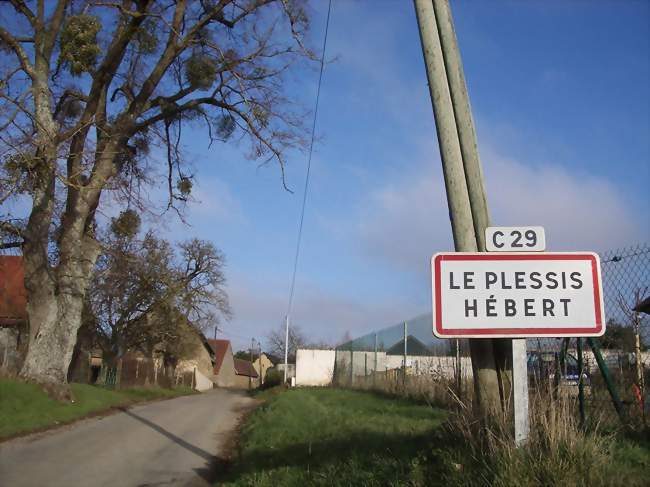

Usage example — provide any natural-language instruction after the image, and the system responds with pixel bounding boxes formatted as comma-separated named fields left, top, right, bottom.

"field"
left=0, top=377, right=194, bottom=439
left=219, top=387, right=650, bottom=487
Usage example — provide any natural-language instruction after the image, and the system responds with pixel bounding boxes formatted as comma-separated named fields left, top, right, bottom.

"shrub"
left=262, top=368, right=283, bottom=389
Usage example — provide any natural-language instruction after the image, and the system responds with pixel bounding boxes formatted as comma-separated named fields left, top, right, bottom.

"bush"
left=262, top=368, right=283, bottom=389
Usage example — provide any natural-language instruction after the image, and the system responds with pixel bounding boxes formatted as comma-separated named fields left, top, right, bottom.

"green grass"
left=219, top=387, right=650, bottom=487
left=219, top=387, right=447, bottom=486
left=0, top=378, right=194, bottom=439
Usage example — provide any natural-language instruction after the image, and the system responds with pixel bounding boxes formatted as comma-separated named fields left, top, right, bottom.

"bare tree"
left=86, top=224, right=231, bottom=361
left=0, top=0, right=314, bottom=392
left=266, top=322, right=305, bottom=362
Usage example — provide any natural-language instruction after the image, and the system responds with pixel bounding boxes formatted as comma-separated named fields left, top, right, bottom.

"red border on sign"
left=432, top=253, right=604, bottom=337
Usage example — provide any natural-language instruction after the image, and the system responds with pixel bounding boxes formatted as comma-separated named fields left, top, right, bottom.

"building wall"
left=194, top=368, right=214, bottom=391
left=176, top=334, right=214, bottom=380
left=296, top=349, right=336, bottom=386
left=233, top=373, right=254, bottom=389
left=215, top=344, right=238, bottom=387
left=253, top=354, right=274, bottom=383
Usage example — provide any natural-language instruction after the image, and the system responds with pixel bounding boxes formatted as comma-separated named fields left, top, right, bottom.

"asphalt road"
left=0, top=388, right=254, bottom=487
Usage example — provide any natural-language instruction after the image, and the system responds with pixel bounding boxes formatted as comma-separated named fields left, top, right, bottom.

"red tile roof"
left=234, top=358, right=258, bottom=378
left=207, top=339, right=231, bottom=374
left=0, top=256, right=27, bottom=326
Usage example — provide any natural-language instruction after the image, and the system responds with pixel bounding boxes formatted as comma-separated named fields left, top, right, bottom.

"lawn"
left=0, top=377, right=194, bottom=439
left=219, top=387, right=447, bottom=486
left=219, top=387, right=650, bottom=487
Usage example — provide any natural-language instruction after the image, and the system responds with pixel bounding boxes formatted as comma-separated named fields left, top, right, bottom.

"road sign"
left=431, top=252, right=605, bottom=338
left=485, top=226, right=546, bottom=252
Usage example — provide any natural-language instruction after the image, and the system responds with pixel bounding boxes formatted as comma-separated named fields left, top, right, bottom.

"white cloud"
left=357, top=148, right=649, bottom=277
left=221, top=270, right=422, bottom=351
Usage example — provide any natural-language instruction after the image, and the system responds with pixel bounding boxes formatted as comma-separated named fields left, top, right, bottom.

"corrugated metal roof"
left=0, top=256, right=27, bottom=326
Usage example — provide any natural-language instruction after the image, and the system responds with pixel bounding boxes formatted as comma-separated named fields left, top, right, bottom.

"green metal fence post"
left=373, top=333, right=378, bottom=388
left=587, top=337, right=625, bottom=422
left=350, top=346, right=354, bottom=386
left=364, top=353, right=368, bottom=378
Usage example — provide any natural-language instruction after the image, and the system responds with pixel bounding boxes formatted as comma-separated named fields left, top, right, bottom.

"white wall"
left=296, top=349, right=336, bottom=386
left=193, top=367, right=214, bottom=391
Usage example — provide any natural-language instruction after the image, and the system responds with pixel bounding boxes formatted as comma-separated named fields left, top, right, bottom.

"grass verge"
left=0, top=378, right=194, bottom=439
left=219, top=387, right=649, bottom=487
left=218, top=387, right=447, bottom=486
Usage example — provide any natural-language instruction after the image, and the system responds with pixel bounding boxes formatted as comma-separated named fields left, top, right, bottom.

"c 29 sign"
left=431, top=252, right=605, bottom=338
left=485, top=226, right=545, bottom=252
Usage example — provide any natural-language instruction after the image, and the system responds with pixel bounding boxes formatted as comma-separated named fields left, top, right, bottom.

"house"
left=386, top=335, right=432, bottom=357
left=0, top=256, right=28, bottom=371
left=207, top=338, right=261, bottom=389
left=208, top=338, right=238, bottom=387
left=252, top=352, right=275, bottom=384
left=234, top=358, right=259, bottom=389
left=174, top=329, right=217, bottom=391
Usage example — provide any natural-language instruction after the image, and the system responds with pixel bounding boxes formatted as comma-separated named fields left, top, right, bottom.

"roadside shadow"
left=121, top=408, right=214, bottom=462
left=123, top=408, right=223, bottom=486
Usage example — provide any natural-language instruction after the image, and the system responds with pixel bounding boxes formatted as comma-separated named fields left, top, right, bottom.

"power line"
left=286, top=0, right=333, bottom=317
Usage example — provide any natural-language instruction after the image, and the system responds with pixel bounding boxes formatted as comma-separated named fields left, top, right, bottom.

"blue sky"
left=129, top=1, right=650, bottom=350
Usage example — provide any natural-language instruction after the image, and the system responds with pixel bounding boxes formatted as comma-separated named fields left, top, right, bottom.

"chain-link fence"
left=332, top=243, right=650, bottom=425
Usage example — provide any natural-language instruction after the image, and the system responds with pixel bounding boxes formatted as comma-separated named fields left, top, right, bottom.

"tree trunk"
left=20, top=234, right=101, bottom=398
left=19, top=294, right=83, bottom=389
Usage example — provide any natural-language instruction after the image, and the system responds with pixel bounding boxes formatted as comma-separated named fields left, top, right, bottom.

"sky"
left=7, top=1, right=646, bottom=352
left=153, top=0, right=650, bottom=352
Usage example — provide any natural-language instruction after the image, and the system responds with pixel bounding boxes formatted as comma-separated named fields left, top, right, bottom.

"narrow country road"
left=0, top=389, right=254, bottom=487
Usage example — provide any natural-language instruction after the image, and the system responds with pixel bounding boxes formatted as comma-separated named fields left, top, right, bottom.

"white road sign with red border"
left=431, top=252, right=605, bottom=338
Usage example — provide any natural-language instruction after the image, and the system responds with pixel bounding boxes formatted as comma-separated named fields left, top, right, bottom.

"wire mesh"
left=333, top=243, right=650, bottom=424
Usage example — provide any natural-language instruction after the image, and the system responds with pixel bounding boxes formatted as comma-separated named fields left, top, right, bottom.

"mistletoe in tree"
left=0, top=0, right=314, bottom=396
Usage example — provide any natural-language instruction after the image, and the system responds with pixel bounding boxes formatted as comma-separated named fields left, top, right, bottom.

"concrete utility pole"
left=283, top=315, right=289, bottom=383
left=413, top=0, right=505, bottom=414
left=250, top=338, right=254, bottom=390
left=403, top=322, right=408, bottom=388
left=258, top=340, right=263, bottom=388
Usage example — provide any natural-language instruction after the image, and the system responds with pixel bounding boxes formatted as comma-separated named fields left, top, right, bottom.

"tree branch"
left=0, top=26, right=35, bottom=78
left=7, top=0, right=36, bottom=25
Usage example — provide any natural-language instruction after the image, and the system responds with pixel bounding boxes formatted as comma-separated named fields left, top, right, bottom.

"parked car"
left=527, top=351, right=590, bottom=386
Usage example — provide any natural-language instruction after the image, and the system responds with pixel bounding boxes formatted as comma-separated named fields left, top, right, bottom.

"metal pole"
left=413, top=0, right=501, bottom=413
left=587, top=337, right=625, bottom=421
left=455, top=339, right=461, bottom=396
left=250, top=338, right=254, bottom=390
left=403, top=321, right=408, bottom=389
left=633, top=309, right=645, bottom=423
left=257, top=340, right=264, bottom=387
left=283, top=315, right=289, bottom=384
left=349, top=346, right=354, bottom=386
left=512, top=339, right=529, bottom=445
left=365, top=353, right=368, bottom=378
left=577, top=338, right=585, bottom=428
left=374, top=333, right=378, bottom=387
